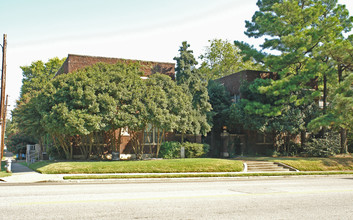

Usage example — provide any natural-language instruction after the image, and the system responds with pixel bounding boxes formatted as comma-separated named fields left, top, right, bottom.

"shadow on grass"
left=321, top=158, right=353, bottom=169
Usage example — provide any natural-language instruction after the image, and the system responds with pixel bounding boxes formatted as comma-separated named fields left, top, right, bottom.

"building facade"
left=55, top=54, right=201, bottom=159
left=215, top=70, right=277, bottom=156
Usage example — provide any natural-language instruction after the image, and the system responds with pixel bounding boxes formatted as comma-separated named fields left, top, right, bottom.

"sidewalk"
left=1, top=151, right=63, bottom=183
left=1, top=161, right=63, bottom=183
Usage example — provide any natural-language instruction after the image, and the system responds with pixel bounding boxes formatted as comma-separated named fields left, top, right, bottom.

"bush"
left=159, top=141, right=181, bottom=159
left=183, top=142, right=210, bottom=158
left=159, top=141, right=210, bottom=159
left=303, top=133, right=340, bottom=157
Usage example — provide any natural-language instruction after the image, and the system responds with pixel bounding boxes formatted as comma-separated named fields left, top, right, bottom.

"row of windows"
left=120, top=125, right=164, bottom=145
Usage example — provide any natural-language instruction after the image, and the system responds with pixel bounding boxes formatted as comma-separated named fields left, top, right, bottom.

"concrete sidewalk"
left=1, top=150, right=63, bottom=183
left=1, top=161, right=64, bottom=183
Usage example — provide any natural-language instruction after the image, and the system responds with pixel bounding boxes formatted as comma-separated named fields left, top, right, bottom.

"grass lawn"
left=63, top=171, right=353, bottom=180
left=243, top=157, right=353, bottom=171
left=29, top=158, right=244, bottom=174
left=0, top=161, right=11, bottom=178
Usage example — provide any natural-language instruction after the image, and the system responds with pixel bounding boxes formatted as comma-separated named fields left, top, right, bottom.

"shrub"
left=159, top=141, right=181, bottom=159
left=183, top=142, right=210, bottom=158
left=159, top=141, right=210, bottom=159
left=303, top=133, right=340, bottom=157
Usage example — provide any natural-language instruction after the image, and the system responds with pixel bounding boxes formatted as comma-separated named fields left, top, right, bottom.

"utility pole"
left=0, top=34, right=7, bottom=166
left=0, top=95, right=8, bottom=162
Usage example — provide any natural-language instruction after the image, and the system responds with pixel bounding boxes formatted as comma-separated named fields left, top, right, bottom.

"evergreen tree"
left=232, top=0, right=353, bottom=151
left=174, top=41, right=212, bottom=140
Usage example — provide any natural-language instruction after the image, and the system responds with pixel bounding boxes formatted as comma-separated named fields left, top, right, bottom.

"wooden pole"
left=0, top=95, right=8, bottom=161
left=0, top=34, right=7, bottom=165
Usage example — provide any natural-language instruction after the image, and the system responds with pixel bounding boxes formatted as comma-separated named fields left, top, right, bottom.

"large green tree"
left=199, top=39, right=262, bottom=80
left=309, top=73, right=353, bottom=153
left=11, top=57, right=65, bottom=152
left=174, top=41, right=212, bottom=141
left=20, top=57, right=65, bottom=97
left=232, top=0, right=353, bottom=152
left=145, top=73, right=193, bottom=157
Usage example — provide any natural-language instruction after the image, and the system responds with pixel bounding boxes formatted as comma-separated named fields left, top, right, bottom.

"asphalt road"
left=1, top=176, right=353, bottom=219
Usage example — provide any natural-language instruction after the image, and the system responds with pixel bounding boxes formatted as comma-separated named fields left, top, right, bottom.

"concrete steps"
left=245, top=161, right=293, bottom=172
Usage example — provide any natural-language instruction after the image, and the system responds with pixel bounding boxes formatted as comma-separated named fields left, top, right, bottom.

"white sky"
left=1, top=0, right=352, bottom=112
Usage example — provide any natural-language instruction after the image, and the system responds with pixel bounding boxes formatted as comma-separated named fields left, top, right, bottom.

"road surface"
left=1, top=176, right=353, bottom=219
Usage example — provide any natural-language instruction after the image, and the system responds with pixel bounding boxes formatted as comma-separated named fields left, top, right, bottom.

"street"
left=1, top=176, right=353, bottom=219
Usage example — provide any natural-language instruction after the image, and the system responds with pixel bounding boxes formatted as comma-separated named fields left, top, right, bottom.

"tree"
left=37, top=70, right=103, bottom=159
left=229, top=78, right=318, bottom=152
left=207, top=80, right=231, bottom=132
left=174, top=41, right=212, bottom=141
left=20, top=57, right=65, bottom=97
left=12, top=57, right=65, bottom=153
left=309, top=73, right=353, bottom=153
left=146, top=73, right=194, bottom=157
left=199, top=39, right=262, bottom=80
left=232, top=0, right=353, bottom=152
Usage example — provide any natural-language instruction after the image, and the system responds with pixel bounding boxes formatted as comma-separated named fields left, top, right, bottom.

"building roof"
left=54, top=54, right=175, bottom=79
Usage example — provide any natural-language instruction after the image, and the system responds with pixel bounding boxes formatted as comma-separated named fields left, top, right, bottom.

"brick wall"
left=55, top=54, right=175, bottom=79
left=216, top=70, right=275, bottom=97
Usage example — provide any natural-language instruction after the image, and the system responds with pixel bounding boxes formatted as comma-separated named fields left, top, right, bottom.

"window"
left=121, top=127, right=129, bottom=136
left=256, top=132, right=272, bottom=144
left=232, top=94, right=240, bottom=103
left=143, top=124, right=164, bottom=145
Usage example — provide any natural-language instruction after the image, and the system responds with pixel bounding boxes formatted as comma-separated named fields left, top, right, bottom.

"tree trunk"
left=300, top=130, right=306, bottom=148
left=319, top=73, right=328, bottom=138
left=340, top=128, right=348, bottom=154
left=88, top=133, right=94, bottom=160
left=155, top=128, right=165, bottom=158
left=337, top=66, right=348, bottom=154
left=338, top=64, right=343, bottom=83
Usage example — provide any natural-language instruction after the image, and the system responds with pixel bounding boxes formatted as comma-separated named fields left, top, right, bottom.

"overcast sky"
left=1, top=0, right=352, bottom=112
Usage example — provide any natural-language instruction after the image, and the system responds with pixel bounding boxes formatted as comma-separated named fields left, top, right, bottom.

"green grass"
left=29, top=158, right=244, bottom=174
left=0, top=161, right=11, bottom=178
left=242, top=157, right=353, bottom=171
left=63, top=171, right=353, bottom=180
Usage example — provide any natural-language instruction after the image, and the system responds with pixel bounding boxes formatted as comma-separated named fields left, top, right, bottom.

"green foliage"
left=229, top=79, right=318, bottom=134
left=145, top=74, right=194, bottom=157
left=199, top=39, right=262, bottom=80
left=309, top=73, right=353, bottom=132
left=5, top=132, right=36, bottom=155
left=242, top=0, right=352, bottom=104
left=303, top=133, right=341, bottom=157
left=159, top=141, right=182, bottom=159
left=46, top=144, right=65, bottom=160
left=35, top=62, right=146, bottom=159
left=12, top=57, right=65, bottom=146
left=15, top=59, right=199, bottom=160
left=159, top=141, right=209, bottom=159
left=174, top=41, right=199, bottom=85
left=231, top=0, right=353, bottom=152
left=20, top=57, right=65, bottom=97
left=174, top=41, right=212, bottom=137
left=183, top=142, right=210, bottom=158
left=207, top=80, right=231, bottom=131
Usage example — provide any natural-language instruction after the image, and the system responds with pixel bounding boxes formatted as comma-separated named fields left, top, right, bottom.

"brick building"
left=215, top=70, right=277, bottom=156
left=55, top=54, right=175, bottom=79
left=55, top=54, right=199, bottom=160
